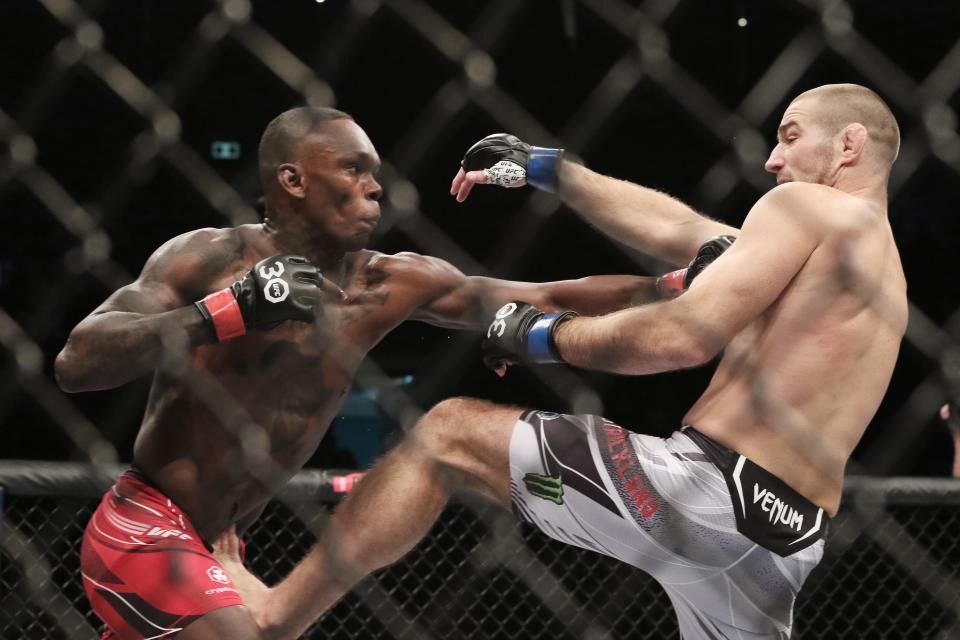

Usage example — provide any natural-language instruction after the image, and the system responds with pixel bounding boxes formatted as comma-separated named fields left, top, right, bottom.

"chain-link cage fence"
left=2, top=466, right=960, bottom=640
left=3, top=0, right=960, bottom=638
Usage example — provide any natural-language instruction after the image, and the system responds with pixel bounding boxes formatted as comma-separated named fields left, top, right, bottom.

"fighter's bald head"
left=793, top=84, right=900, bottom=170
left=258, top=106, right=354, bottom=192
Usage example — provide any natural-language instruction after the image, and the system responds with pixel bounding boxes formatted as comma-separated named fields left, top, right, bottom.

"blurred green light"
left=211, top=141, right=241, bottom=160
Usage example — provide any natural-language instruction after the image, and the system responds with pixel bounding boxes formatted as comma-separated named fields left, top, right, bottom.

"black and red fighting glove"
left=656, top=235, right=737, bottom=299
left=195, top=255, right=323, bottom=342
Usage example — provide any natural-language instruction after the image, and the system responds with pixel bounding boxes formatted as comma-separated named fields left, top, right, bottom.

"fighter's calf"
left=314, top=397, right=518, bottom=594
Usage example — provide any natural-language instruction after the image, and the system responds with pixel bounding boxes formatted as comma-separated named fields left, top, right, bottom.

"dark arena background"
left=2, top=1, right=960, bottom=638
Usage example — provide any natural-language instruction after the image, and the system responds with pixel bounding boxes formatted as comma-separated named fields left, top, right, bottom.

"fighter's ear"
left=277, top=163, right=306, bottom=199
left=838, top=123, right=867, bottom=166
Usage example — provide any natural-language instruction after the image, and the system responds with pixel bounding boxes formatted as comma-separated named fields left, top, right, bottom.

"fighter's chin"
left=345, top=229, right=374, bottom=251
left=344, top=236, right=370, bottom=251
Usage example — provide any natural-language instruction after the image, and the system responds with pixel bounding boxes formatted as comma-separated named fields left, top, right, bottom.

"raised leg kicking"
left=217, top=84, right=907, bottom=639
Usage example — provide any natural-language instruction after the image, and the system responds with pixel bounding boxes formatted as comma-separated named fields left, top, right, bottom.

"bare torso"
left=133, top=226, right=437, bottom=542
left=685, top=187, right=907, bottom=514
left=60, top=214, right=654, bottom=543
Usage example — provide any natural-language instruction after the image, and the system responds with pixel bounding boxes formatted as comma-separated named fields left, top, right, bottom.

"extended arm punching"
left=410, top=268, right=661, bottom=331
left=451, top=133, right=738, bottom=265
left=406, top=235, right=733, bottom=331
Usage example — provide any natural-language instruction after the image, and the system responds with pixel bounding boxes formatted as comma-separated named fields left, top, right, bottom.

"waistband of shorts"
left=681, top=426, right=830, bottom=524
left=115, top=467, right=188, bottom=517
left=126, top=465, right=162, bottom=489
left=112, top=467, right=210, bottom=546
left=682, top=426, right=830, bottom=556
left=680, top=426, right=737, bottom=467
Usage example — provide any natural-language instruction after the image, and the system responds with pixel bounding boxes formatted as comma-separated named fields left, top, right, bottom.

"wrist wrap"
left=196, top=289, right=246, bottom=342
left=526, top=311, right=577, bottom=363
left=527, top=147, right=563, bottom=192
left=656, top=269, right=687, bottom=299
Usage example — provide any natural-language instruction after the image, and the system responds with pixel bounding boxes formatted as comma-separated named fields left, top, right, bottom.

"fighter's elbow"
left=55, top=330, right=99, bottom=392
left=682, top=338, right=720, bottom=368
left=54, top=347, right=84, bottom=393
left=670, top=331, right=724, bottom=369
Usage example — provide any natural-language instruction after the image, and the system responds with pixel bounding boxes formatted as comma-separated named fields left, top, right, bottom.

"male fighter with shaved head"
left=55, top=106, right=722, bottom=639
left=219, top=84, right=907, bottom=639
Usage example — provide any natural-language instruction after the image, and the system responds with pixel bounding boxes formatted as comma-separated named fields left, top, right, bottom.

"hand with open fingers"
left=450, top=165, right=495, bottom=203
left=450, top=133, right=564, bottom=202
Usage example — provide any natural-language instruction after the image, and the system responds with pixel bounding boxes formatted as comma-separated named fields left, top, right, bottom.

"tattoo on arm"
left=338, top=263, right=392, bottom=325
left=55, top=229, right=240, bottom=392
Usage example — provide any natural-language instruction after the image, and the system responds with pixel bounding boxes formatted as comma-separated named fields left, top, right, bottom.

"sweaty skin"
left=56, top=118, right=660, bottom=545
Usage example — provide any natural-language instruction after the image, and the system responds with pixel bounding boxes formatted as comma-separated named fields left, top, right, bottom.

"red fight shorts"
left=81, top=469, right=245, bottom=639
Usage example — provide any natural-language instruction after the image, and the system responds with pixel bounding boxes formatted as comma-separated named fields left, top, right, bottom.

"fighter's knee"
left=411, top=397, right=486, bottom=464
left=424, top=396, right=482, bottom=425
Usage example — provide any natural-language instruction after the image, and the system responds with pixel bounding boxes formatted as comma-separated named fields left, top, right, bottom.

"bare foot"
left=212, top=526, right=274, bottom=623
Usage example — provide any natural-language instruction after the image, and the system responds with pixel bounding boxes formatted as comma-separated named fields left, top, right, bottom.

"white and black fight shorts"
left=509, top=410, right=828, bottom=640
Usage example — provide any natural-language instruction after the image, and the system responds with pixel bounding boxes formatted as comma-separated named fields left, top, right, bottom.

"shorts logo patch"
left=145, top=526, right=192, bottom=540
left=524, top=472, right=563, bottom=505
left=206, top=566, right=231, bottom=584
left=727, top=454, right=826, bottom=556
left=753, top=484, right=804, bottom=531
left=600, top=424, right=661, bottom=518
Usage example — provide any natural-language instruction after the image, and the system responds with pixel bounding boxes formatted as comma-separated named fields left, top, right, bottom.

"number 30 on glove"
left=195, top=254, right=326, bottom=342
left=482, top=302, right=577, bottom=376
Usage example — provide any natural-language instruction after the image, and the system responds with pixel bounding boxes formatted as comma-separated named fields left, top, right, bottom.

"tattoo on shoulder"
left=338, top=290, right=390, bottom=325
left=202, top=232, right=247, bottom=276
left=150, top=231, right=244, bottom=299
left=197, top=247, right=239, bottom=280
left=352, top=291, right=389, bottom=306
left=365, top=264, right=391, bottom=286
left=336, top=264, right=392, bottom=325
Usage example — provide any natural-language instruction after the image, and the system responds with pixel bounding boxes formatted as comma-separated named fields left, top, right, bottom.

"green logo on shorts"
left=524, top=472, right=563, bottom=505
